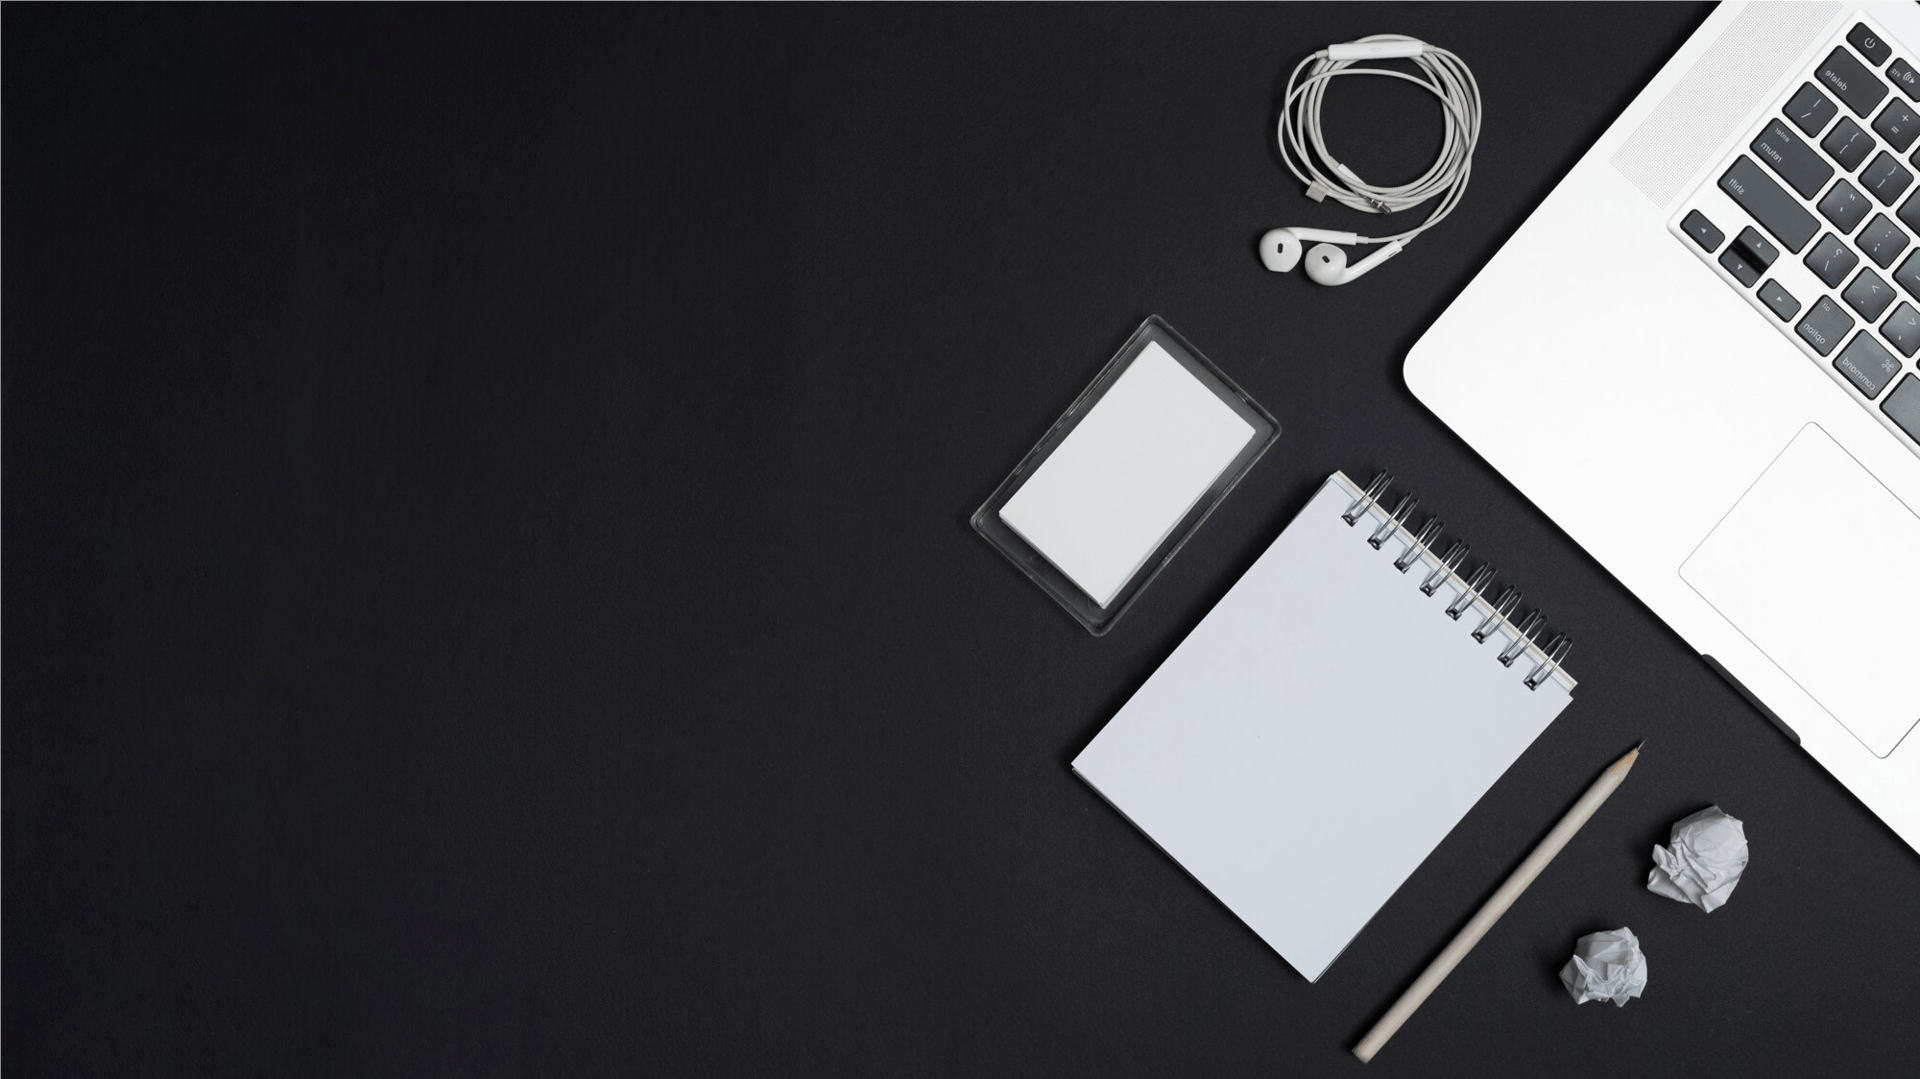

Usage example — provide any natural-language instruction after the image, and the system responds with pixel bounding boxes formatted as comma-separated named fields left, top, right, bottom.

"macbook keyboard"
left=1676, top=17, right=1920, bottom=454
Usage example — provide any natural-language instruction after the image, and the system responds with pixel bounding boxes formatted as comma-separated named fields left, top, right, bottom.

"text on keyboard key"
left=1752, top=118, right=1834, bottom=197
left=1861, top=151, right=1914, bottom=204
left=1881, top=374, right=1920, bottom=443
left=1721, top=157, right=1820, bottom=251
left=1845, top=266, right=1897, bottom=320
left=1822, top=117, right=1875, bottom=171
left=1834, top=331, right=1902, bottom=397
left=1850, top=24, right=1893, bottom=67
left=1875, top=98, right=1920, bottom=151
left=1880, top=301, right=1920, bottom=356
left=1818, top=46, right=1890, bottom=117
left=1788, top=82, right=1840, bottom=134
left=1804, top=232, right=1860, bottom=286
left=1819, top=178, right=1871, bottom=233
left=1891, top=58, right=1920, bottom=100
left=1758, top=279, right=1801, bottom=321
left=1858, top=214, right=1912, bottom=268
left=1798, top=295, right=1856, bottom=355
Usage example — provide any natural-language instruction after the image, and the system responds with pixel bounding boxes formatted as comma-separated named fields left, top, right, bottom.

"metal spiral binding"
left=1396, top=519, right=1443, bottom=572
left=1368, top=494, right=1417, bottom=549
left=1343, top=470, right=1574, bottom=692
left=1421, top=541, right=1468, bottom=595
left=1498, top=611, right=1546, bottom=666
left=1342, top=472, right=1392, bottom=525
left=1447, top=565, right=1494, bottom=618
left=1472, top=588, right=1521, bottom=643
left=1526, top=635, right=1572, bottom=690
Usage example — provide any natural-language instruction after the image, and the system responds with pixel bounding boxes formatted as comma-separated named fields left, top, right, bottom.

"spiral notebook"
left=1073, top=470, right=1577, bottom=982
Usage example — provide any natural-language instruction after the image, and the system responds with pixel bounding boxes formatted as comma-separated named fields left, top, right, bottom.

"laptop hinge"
left=1702, top=655, right=1800, bottom=745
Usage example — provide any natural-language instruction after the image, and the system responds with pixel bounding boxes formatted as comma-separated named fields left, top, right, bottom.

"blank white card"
left=999, top=342, right=1255, bottom=607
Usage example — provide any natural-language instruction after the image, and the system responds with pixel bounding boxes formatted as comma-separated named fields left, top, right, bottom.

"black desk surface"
left=8, top=5, right=1919, bottom=1075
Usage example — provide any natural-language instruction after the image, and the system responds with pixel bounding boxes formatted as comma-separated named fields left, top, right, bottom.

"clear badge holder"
left=972, top=316, right=1279, bottom=634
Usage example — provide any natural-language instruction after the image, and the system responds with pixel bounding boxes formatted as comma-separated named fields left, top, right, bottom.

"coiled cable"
left=1277, top=35, right=1482, bottom=248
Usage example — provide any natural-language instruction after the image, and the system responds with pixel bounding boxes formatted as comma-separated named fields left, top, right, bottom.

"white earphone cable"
left=1277, top=35, right=1482, bottom=248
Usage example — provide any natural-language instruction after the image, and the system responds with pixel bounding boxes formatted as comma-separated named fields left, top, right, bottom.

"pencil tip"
left=1633, top=740, right=1645, bottom=751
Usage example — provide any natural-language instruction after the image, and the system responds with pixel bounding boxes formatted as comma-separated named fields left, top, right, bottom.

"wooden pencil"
left=1351, top=742, right=1643, bottom=1064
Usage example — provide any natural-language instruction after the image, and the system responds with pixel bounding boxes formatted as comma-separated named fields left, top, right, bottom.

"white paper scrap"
left=1647, top=805, right=1749, bottom=912
left=1560, top=927, right=1648, bottom=1007
left=999, top=342, right=1255, bottom=608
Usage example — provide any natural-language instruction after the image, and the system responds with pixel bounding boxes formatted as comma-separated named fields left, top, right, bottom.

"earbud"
left=1302, top=239, right=1404, bottom=286
left=1259, top=227, right=1360, bottom=272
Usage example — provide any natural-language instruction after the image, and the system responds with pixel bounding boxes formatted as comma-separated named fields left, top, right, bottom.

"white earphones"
left=1258, top=35, right=1481, bottom=286
left=1302, top=238, right=1405, bottom=286
left=1257, top=227, right=1358, bottom=273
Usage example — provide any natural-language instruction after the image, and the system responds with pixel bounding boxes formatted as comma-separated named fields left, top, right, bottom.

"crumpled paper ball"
left=1560, top=927, right=1648, bottom=1007
left=1647, top=805, right=1748, bottom=912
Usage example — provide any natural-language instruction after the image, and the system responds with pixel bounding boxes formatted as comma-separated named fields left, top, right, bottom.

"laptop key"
left=1804, top=232, right=1860, bottom=286
left=1882, top=374, right=1920, bottom=444
left=1758, top=279, right=1801, bottom=321
left=1834, top=331, right=1902, bottom=397
left=1822, top=117, right=1875, bottom=171
left=1752, top=118, right=1834, bottom=197
left=1720, top=227, right=1776, bottom=287
left=1860, top=151, right=1914, bottom=204
left=1797, top=295, right=1855, bottom=355
left=1720, top=157, right=1820, bottom=251
left=1850, top=24, right=1893, bottom=67
left=1880, top=301, right=1920, bottom=356
left=1874, top=98, right=1920, bottom=151
left=1902, top=188, right=1920, bottom=236
left=1737, top=226, right=1777, bottom=265
left=1680, top=210, right=1724, bottom=251
left=1818, top=178, right=1870, bottom=233
left=1817, top=46, right=1889, bottom=117
left=1893, top=59, right=1920, bottom=101
left=1895, top=248, right=1920, bottom=297
left=1857, top=214, right=1911, bottom=268
left=1788, top=82, right=1841, bottom=135
left=1844, top=266, right=1897, bottom=320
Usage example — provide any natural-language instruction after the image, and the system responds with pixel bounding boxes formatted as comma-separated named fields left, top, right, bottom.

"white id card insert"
left=973, top=317, right=1277, bottom=634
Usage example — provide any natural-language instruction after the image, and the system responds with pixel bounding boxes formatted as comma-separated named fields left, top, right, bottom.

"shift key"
left=1720, top=156, right=1819, bottom=251
left=1752, top=118, right=1833, bottom=197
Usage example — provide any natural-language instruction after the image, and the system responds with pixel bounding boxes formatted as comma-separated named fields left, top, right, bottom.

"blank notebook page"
left=999, top=342, right=1254, bottom=608
left=1072, top=474, right=1573, bottom=982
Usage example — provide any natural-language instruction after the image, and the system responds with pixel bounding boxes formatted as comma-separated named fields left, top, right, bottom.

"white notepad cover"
left=999, top=342, right=1255, bottom=608
left=1072, top=473, right=1573, bottom=982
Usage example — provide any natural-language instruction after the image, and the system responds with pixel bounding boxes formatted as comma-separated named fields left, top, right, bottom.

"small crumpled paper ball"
left=1647, top=805, right=1748, bottom=912
left=1560, top=927, right=1648, bottom=1007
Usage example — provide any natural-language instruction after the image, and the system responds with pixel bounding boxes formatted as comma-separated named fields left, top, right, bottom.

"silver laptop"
left=1407, top=1, right=1920, bottom=851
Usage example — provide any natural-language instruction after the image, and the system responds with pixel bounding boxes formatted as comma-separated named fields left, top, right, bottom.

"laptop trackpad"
left=1681, top=425, right=1920, bottom=758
